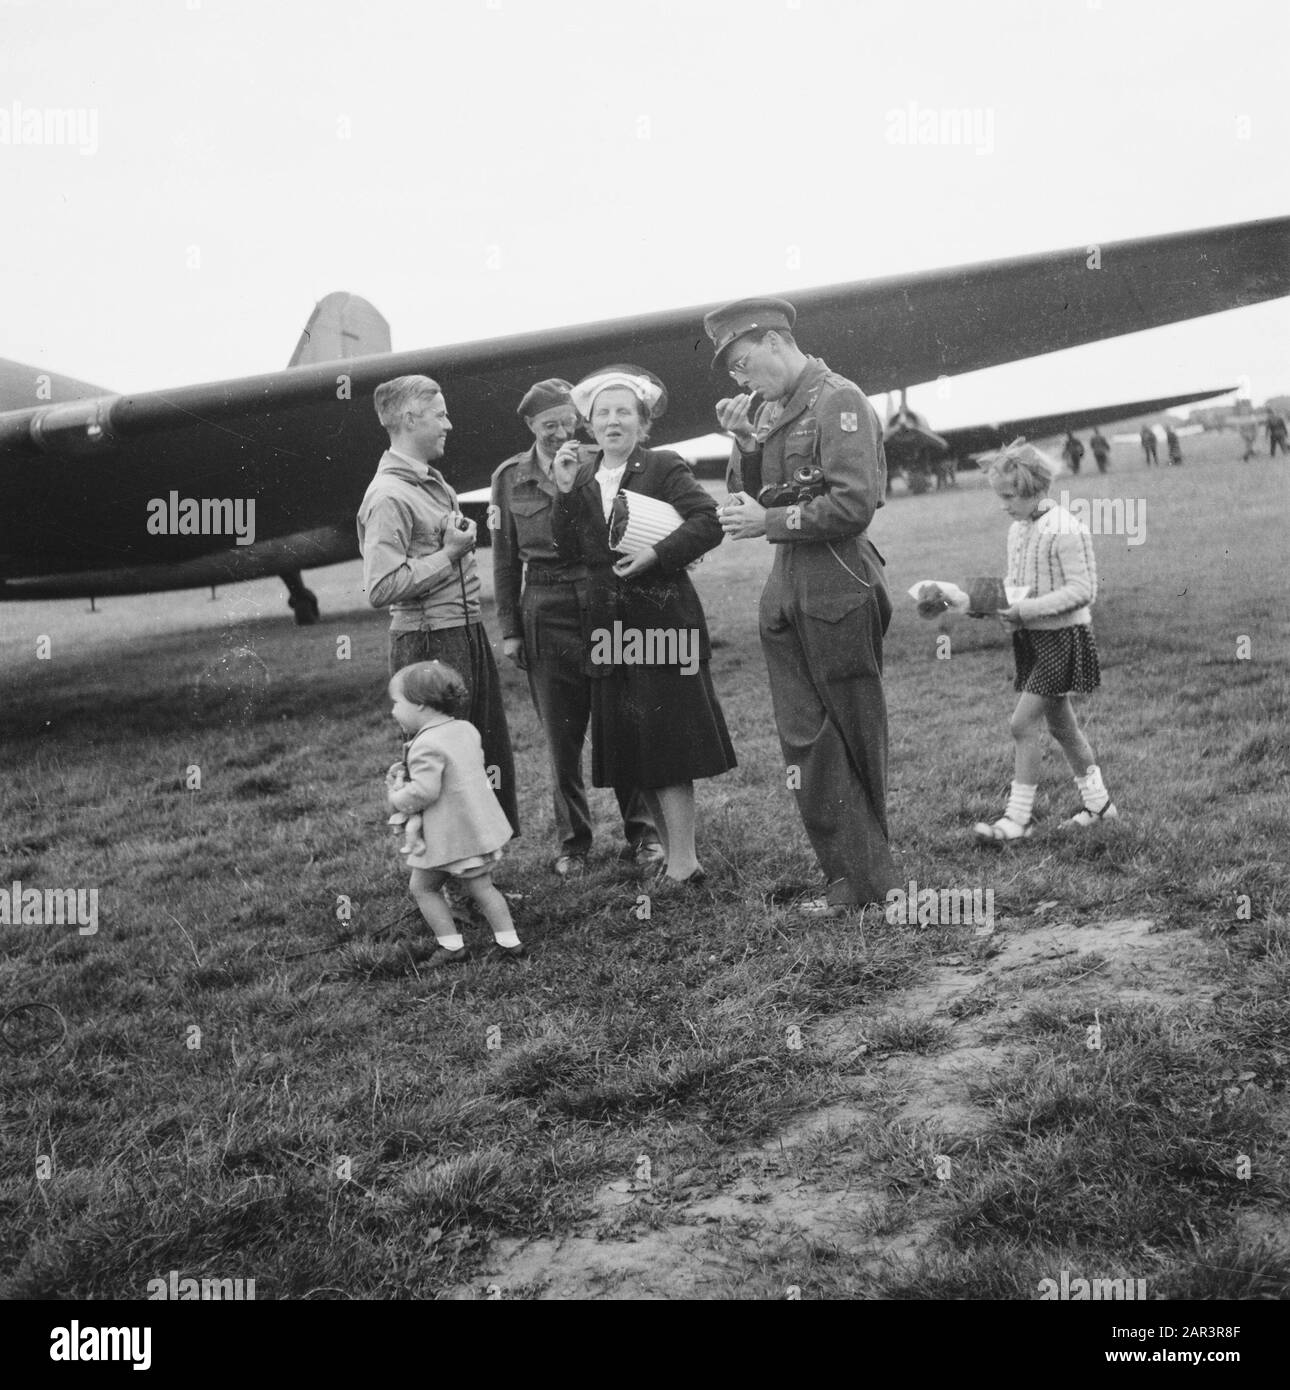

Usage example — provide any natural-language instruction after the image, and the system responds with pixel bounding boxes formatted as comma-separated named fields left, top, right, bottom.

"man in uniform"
left=1163, top=423, right=1183, bottom=466
left=1061, top=432, right=1085, bottom=476
left=1089, top=428, right=1111, bottom=474
left=491, top=379, right=660, bottom=876
left=706, top=297, right=898, bottom=917
left=357, top=373, right=519, bottom=835
left=1267, top=410, right=1288, bottom=457
left=1239, top=419, right=1258, bottom=461
left=1140, top=425, right=1159, bottom=466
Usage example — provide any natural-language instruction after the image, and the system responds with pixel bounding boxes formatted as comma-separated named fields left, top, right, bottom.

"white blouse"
left=596, top=462, right=628, bottom=521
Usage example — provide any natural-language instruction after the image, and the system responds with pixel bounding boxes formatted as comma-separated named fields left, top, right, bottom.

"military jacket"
left=726, top=356, right=886, bottom=544
left=490, top=444, right=585, bottom=641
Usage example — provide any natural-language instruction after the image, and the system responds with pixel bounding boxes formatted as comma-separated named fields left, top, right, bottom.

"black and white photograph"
left=1, top=0, right=1287, bottom=1342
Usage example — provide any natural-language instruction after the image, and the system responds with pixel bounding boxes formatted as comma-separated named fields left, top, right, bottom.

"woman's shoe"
left=621, top=841, right=666, bottom=869
left=492, top=941, right=527, bottom=961
left=652, top=865, right=707, bottom=892
left=1060, top=802, right=1119, bottom=829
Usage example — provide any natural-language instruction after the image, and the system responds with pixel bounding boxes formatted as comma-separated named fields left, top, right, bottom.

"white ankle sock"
left=1005, top=781, right=1037, bottom=825
left=435, top=933, right=465, bottom=952
left=1075, top=764, right=1110, bottom=813
left=492, top=929, right=521, bottom=948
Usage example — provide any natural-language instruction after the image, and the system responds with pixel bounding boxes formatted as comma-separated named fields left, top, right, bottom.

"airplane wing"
left=935, top=386, right=1238, bottom=457
left=2, top=216, right=1287, bottom=596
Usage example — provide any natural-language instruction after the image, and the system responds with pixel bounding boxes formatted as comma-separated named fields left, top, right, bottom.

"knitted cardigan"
left=1006, top=500, right=1097, bottom=630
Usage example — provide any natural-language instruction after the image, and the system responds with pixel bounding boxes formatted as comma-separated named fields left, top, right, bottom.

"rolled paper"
left=609, top=490, right=686, bottom=555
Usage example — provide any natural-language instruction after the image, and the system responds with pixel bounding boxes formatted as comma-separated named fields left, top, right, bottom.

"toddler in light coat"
left=387, top=661, right=523, bottom=964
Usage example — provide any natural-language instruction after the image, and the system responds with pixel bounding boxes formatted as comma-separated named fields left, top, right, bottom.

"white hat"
left=570, top=370, right=665, bottom=420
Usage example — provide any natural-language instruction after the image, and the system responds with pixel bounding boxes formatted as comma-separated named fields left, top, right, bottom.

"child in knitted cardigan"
left=974, top=440, right=1119, bottom=842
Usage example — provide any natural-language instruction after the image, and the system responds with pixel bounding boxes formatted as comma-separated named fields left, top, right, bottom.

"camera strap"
left=826, top=542, right=872, bottom=589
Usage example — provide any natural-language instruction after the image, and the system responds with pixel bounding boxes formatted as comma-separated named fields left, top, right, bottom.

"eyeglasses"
left=727, top=344, right=758, bottom=380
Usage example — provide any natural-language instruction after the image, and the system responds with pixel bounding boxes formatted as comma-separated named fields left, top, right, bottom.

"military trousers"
left=389, top=621, right=520, bottom=837
left=759, top=535, right=899, bottom=906
left=520, top=580, right=656, bottom=856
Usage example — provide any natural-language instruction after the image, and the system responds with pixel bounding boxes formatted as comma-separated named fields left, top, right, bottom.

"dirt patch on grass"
left=449, top=916, right=1213, bottom=1299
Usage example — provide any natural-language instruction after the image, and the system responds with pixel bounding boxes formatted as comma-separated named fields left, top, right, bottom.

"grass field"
left=1, top=428, right=1287, bottom=1300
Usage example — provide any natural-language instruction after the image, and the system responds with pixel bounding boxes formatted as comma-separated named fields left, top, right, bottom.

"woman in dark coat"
left=551, top=366, right=735, bottom=886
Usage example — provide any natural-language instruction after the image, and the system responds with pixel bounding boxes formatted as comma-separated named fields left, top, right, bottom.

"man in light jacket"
left=357, top=374, right=518, bottom=835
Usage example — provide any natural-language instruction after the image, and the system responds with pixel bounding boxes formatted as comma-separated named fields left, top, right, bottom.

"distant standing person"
left=1266, top=411, right=1288, bottom=457
left=1089, top=428, right=1111, bottom=474
left=1061, top=432, right=1084, bottom=475
left=973, top=440, right=1118, bottom=843
left=708, top=297, right=898, bottom=917
left=1163, top=424, right=1183, bottom=466
left=1140, top=425, right=1159, bottom=467
left=1239, top=421, right=1258, bottom=461
left=357, top=374, right=519, bottom=835
left=491, top=377, right=661, bottom=877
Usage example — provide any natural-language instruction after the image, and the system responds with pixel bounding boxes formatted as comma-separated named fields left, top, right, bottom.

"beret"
left=516, top=377, right=574, bottom=420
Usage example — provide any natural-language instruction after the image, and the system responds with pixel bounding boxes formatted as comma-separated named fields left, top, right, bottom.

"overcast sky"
left=1, top=0, right=1286, bottom=435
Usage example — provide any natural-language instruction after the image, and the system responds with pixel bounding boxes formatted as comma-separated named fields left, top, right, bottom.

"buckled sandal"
left=973, top=815, right=1034, bottom=844
left=1059, top=802, right=1119, bottom=829
left=423, top=945, right=471, bottom=970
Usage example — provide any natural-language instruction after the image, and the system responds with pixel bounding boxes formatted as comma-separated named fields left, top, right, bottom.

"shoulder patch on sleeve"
left=840, top=411, right=858, bottom=432
left=490, top=454, right=523, bottom=483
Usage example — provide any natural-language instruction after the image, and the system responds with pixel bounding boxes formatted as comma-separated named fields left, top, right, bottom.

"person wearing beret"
left=491, top=378, right=662, bottom=878
left=549, top=367, right=736, bottom=888
left=708, top=298, right=899, bottom=917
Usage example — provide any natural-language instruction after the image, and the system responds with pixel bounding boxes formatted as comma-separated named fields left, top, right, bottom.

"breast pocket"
left=799, top=588, right=881, bottom=681
left=509, top=494, right=554, bottom=548
left=782, top=423, right=819, bottom=473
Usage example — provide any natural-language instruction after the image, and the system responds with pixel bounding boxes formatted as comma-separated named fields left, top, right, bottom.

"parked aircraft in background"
left=876, top=384, right=1233, bottom=493
left=2, top=217, right=1287, bottom=620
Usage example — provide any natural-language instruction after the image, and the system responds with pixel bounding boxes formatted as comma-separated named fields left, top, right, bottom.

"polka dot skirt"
left=1012, top=625, right=1101, bottom=695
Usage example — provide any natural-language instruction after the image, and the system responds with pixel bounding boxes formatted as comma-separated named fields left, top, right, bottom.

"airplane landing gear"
left=283, top=570, right=320, bottom=625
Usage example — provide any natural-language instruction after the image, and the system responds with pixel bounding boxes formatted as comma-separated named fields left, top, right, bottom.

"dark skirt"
left=1013, top=624, right=1101, bottom=696
left=591, top=661, right=736, bottom=789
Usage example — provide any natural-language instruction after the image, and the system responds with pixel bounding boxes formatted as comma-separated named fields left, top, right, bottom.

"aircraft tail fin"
left=287, top=292, right=391, bottom=368
left=0, top=358, right=111, bottom=412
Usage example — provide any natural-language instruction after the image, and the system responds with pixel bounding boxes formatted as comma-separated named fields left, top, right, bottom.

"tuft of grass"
left=866, top=1014, right=952, bottom=1055
left=947, top=998, right=1290, bottom=1256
